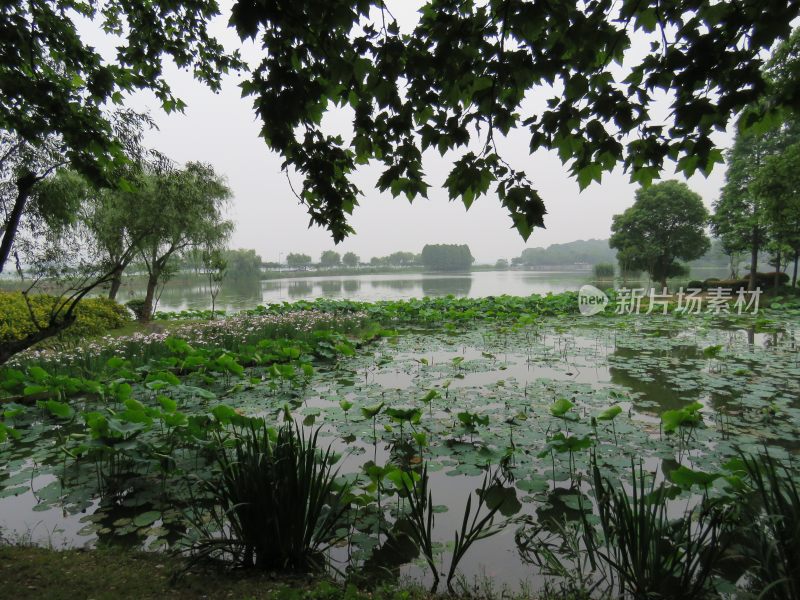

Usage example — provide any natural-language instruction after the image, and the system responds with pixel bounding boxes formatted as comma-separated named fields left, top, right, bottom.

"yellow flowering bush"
left=0, top=292, right=130, bottom=343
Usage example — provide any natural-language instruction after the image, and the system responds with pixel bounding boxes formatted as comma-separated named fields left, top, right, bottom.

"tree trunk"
left=748, top=230, right=759, bottom=292
left=0, top=314, right=75, bottom=365
left=0, top=173, right=37, bottom=274
left=792, top=251, right=798, bottom=288
left=141, top=270, right=159, bottom=322
left=774, top=249, right=782, bottom=292
left=108, top=265, right=125, bottom=300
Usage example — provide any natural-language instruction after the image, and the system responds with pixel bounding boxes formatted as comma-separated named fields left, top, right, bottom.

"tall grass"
left=186, top=422, right=353, bottom=572
left=738, top=452, right=800, bottom=599
left=590, top=461, right=729, bottom=599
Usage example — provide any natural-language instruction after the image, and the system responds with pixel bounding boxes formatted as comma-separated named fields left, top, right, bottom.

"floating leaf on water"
left=133, top=511, right=161, bottom=528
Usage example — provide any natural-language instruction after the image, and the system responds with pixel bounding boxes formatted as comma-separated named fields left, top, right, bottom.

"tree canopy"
left=753, top=142, right=800, bottom=286
left=320, top=250, right=341, bottom=267
left=518, top=239, right=616, bottom=267
left=342, top=251, right=359, bottom=267
left=224, top=248, right=263, bottom=278
left=286, top=253, right=312, bottom=268
left=1, top=0, right=238, bottom=180
left=610, top=181, right=709, bottom=288
left=711, top=119, right=799, bottom=288
left=231, top=1, right=799, bottom=241
left=420, top=244, right=474, bottom=271
left=127, top=162, right=233, bottom=319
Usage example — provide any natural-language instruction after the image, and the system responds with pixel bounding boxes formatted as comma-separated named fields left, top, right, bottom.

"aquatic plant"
left=397, top=463, right=515, bottom=593
left=590, top=460, right=729, bottom=599
left=186, top=421, right=354, bottom=572
left=737, top=452, right=800, bottom=600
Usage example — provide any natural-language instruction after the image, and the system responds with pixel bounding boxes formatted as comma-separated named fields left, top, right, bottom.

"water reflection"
left=319, top=280, right=343, bottom=295
left=371, top=279, right=419, bottom=291
left=343, top=280, right=361, bottom=293
left=421, top=277, right=472, bottom=297
left=287, top=280, right=313, bottom=298
left=608, top=346, right=701, bottom=413
left=106, top=270, right=657, bottom=313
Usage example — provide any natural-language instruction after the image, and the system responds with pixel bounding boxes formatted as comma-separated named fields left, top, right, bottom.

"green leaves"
left=386, top=407, right=422, bottom=424
left=457, top=411, right=490, bottom=430
left=44, top=400, right=74, bottom=420
left=231, top=0, right=798, bottom=244
left=549, top=398, right=575, bottom=418
left=360, top=402, right=384, bottom=419
left=668, top=466, right=721, bottom=489
left=597, top=405, right=622, bottom=421
left=133, top=511, right=161, bottom=528
left=661, top=402, right=704, bottom=433
left=702, top=345, right=723, bottom=359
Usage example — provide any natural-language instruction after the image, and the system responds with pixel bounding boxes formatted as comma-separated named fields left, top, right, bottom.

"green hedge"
left=0, top=292, right=130, bottom=343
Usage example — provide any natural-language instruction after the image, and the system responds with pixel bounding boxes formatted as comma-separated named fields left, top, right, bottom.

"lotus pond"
left=1, top=293, right=800, bottom=596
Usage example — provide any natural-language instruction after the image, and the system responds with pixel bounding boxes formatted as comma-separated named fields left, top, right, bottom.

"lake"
left=115, top=268, right=728, bottom=314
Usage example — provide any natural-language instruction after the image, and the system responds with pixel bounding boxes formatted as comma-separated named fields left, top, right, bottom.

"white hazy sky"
left=104, top=1, right=732, bottom=264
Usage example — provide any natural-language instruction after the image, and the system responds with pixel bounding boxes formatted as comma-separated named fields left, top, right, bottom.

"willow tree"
left=130, top=163, right=233, bottom=320
left=0, top=1, right=239, bottom=274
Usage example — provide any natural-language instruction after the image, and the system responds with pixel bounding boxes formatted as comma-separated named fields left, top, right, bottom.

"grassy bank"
left=0, top=546, right=432, bottom=600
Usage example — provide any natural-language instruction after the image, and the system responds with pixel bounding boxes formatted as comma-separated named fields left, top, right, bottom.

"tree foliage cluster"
left=610, top=181, right=710, bottom=288
left=420, top=244, right=474, bottom=272
left=712, top=118, right=800, bottom=289
left=369, top=251, right=419, bottom=268
left=223, top=249, right=263, bottom=278
left=610, top=31, right=800, bottom=291
left=286, top=253, right=313, bottom=269
left=516, top=239, right=616, bottom=268
left=232, top=0, right=799, bottom=241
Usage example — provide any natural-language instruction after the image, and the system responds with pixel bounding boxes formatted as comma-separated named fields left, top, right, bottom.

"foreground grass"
left=0, top=546, right=435, bottom=600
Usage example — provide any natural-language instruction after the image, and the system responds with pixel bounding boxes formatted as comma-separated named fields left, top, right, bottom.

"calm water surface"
left=121, top=269, right=718, bottom=313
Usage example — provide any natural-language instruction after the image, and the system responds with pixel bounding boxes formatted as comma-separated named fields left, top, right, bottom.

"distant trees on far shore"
left=421, top=244, right=474, bottom=271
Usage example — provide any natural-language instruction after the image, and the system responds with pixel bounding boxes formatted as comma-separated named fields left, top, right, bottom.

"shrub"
left=0, top=292, right=129, bottom=344
left=759, top=271, right=790, bottom=287
left=593, top=263, right=615, bottom=279
left=71, top=297, right=130, bottom=338
left=686, top=280, right=704, bottom=290
left=125, top=298, right=149, bottom=321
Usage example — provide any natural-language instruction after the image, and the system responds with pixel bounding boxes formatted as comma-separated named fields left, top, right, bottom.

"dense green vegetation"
left=515, top=240, right=616, bottom=268
left=0, top=293, right=129, bottom=345
left=420, top=244, right=474, bottom=272
left=2, top=293, right=800, bottom=597
left=2, top=2, right=800, bottom=597
left=610, top=181, right=710, bottom=288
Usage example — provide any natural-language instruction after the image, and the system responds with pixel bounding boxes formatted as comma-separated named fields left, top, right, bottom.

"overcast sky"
left=108, top=1, right=732, bottom=264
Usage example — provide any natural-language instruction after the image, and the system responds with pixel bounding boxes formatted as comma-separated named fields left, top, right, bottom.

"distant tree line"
left=282, top=247, right=475, bottom=272
left=514, top=239, right=616, bottom=268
